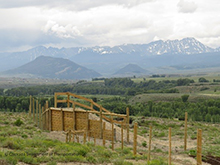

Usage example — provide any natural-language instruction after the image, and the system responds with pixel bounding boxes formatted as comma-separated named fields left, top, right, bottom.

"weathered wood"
left=197, top=129, right=202, bottom=165
left=54, top=92, right=57, bottom=108
left=133, top=122, right=137, bottom=155
left=121, top=124, right=124, bottom=150
left=126, top=107, right=129, bottom=143
left=33, top=98, right=35, bottom=122
left=39, top=104, right=41, bottom=129
left=100, top=106, right=103, bottom=138
left=68, top=130, right=71, bottom=142
left=111, top=115, right=114, bottom=151
left=94, top=136, right=96, bottom=146
left=184, top=112, right=188, bottom=151
left=36, top=100, right=38, bottom=126
left=67, top=94, right=70, bottom=108
left=42, top=106, right=45, bottom=130
left=83, top=131, right=86, bottom=144
left=49, top=108, right=51, bottom=131
left=29, top=95, right=32, bottom=117
left=73, top=104, right=76, bottom=130
left=103, top=122, right=106, bottom=147
left=168, top=127, right=172, bottom=165
left=61, top=108, right=64, bottom=131
left=147, top=125, right=152, bottom=164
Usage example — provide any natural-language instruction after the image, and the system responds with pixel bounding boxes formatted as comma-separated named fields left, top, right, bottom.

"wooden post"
left=111, top=115, right=114, bottom=151
left=100, top=106, right=103, bottom=138
left=86, top=111, right=89, bottom=136
left=61, top=108, right=64, bottom=131
left=46, top=101, right=49, bottom=110
left=49, top=108, right=51, bottom=131
left=67, top=93, right=70, bottom=108
left=121, top=124, right=124, bottom=150
left=36, top=100, right=38, bottom=126
left=66, top=132, right=68, bottom=143
left=126, top=107, right=129, bottom=143
left=77, top=136, right=79, bottom=143
left=84, top=131, right=86, bottom=144
left=42, top=106, right=45, bottom=130
left=68, top=130, right=71, bottom=142
left=72, top=132, right=75, bottom=142
left=197, top=129, right=202, bottom=165
left=94, top=136, right=96, bottom=146
left=168, top=127, right=172, bottom=165
left=184, top=112, right=188, bottom=151
left=29, top=95, right=32, bottom=117
left=133, top=122, right=137, bottom=156
left=54, top=93, right=57, bottom=108
left=103, top=122, right=106, bottom=147
left=33, top=98, right=35, bottom=122
left=73, top=104, right=76, bottom=130
left=39, top=104, right=41, bottom=129
left=91, top=101, right=93, bottom=110
left=147, top=125, right=152, bottom=164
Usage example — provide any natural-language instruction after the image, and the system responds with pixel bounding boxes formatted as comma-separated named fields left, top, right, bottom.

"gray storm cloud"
left=177, top=0, right=197, bottom=13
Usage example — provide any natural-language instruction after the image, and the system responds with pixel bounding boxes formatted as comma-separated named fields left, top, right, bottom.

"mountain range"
left=3, top=56, right=101, bottom=79
left=1, top=37, right=220, bottom=79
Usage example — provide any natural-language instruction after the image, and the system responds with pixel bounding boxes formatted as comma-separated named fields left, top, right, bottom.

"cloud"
left=0, top=0, right=154, bottom=10
left=177, top=0, right=197, bottom=13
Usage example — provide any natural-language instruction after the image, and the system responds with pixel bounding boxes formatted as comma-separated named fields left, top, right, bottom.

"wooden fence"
left=29, top=92, right=130, bottom=143
left=29, top=93, right=205, bottom=165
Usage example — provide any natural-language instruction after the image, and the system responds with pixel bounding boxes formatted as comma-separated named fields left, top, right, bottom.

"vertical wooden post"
left=73, top=104, right=76, bottom=130
left=184, top=112, right=188, bottom=151
left=94, top=136, right=96, bottom=146
left=67, top=93, right=70, bottom=108
left=90, top=101, right=93, bottom=110
left=111, top=115, right=114, bottom=151
left=168, top=127, right=172, bottom=165
left=197, top=129, right=202, bottom=165
left=66, top=132, right=68, bottom=143
left=133, top=122, right=137, bottom=156
left=46, top=101, right=49, bottom=110
left=103, top=122, right=106, bottom=147
left=61, top=108, right=64, bottom=131
left=77, top=136, right=79, bottom=143
left=42, top=106, right=45, bottom=130
left=126, top=107, right=129, bottom=143
left=68, top=130, right=71, bottom=142
left=29, top=95, right=32, bottom=117
left=33, top=98, right=35, bottom=122
left=54, top=93, right=57, bottom=108
left=36, top=100, right=38, bottom=126
left=84, top=131, right=86, bottom=144
left=49, top=108, right=51, bottom=131
left=100, top=106, right=103, bottom=138
left=147, top=125, right=152, bottom=164
left=39, top=104, right=41, bottom=129
left=72, top=132, right=75, bottom=142
left=121, top=123, right=124, bottom=150
left=86, top=111, right=89, bottom=136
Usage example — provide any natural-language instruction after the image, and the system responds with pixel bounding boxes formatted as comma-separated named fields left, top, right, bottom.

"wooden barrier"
left=184, top=112, right=188, bottom=151
left=133, top=122, right=137, bottom=155
left=197, top=129, right=202, bottom=165
left=168, top=127, right=172, bottom=165
left=147, top=125, right=152, bottom=164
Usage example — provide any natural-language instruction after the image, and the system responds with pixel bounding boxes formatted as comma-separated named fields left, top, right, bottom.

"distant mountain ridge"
left=3, top=56, right=101, bottom=79
left=0, top=37, right=220, bottom=76
left=113, top=64, right=148, bottom=77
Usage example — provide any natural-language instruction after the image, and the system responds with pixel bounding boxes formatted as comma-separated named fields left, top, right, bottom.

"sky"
left=0, top=0, right=220, bottom=52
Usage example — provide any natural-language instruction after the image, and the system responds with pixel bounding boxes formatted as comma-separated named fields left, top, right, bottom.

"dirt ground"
left=43, top=113, right=211, bottom=165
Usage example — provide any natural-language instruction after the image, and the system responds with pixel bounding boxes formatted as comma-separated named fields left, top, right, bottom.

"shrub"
left=14, top=118, right=23, bottom=126
left=142, top=141, right=147, bottom=147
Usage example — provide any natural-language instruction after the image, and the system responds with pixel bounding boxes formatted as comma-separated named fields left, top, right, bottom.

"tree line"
left=2, top=77, right=196, bottom=97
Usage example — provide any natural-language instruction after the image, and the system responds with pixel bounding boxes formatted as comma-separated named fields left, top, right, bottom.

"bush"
left=14, top=118, right=23, bottom=126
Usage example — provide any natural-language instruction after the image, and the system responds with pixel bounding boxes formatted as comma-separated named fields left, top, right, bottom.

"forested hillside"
left=1, top=76, right=220, bottom=123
